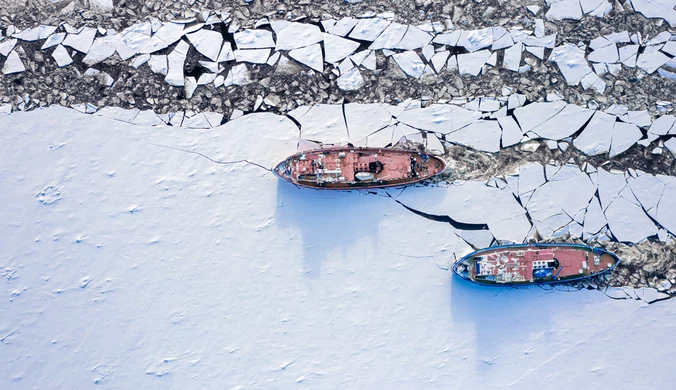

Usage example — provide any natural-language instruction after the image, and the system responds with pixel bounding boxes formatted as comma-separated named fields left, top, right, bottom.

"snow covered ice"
left=2, top=107, right=675, bottom=389
left=1, top=2, right=676, bottom=388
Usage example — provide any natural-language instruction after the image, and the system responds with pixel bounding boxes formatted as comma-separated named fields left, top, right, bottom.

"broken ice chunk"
left=52, top=44, right=73, bottom=67
left=637, top=50, right=670, bottom=74
left=395, top=26, right=433, bottom=50
left=328, top=17, right=359, bottom=37
left=148, top=55, right=168, bottom=75
left=573, top=111, right=615, bottom=155
left=457, top=50, right=492, bottom=76
left=13, top=25, right=57, bottom=41
left=368, top=23, right=407, bottom=50
left=152, top=22, right=185, bottom=48
left=580, top=71, right=606, bottom=94
left=605, top=187, right=658, bottom=242
left=492, top=32, right=515, bottom=51
left=626, top=110, right=652, bottom=128
left=275, top=22, right=322, bottom=51
left=446, top=120, right=502, bottom=152
left=398, top=104, right=482, bottom=133
left=422, top=45, right=435, bottom=61
left=392, top=51, right=425, bottom=78
left=348, top=18, right=390, bottom=42
left=197, top=73, right=217, bottom=86
left=186, top=29, right=223, bottom=61
left=234, top=48, right=271, bottom=64
left=323, top=33, right=360, bottom=64
left=288, top=44, right=323, bottom=72
left=41, top=33, right=65, bottom=50
left=337, top=67, right=364, bottom=91
left=62, top=26, right=97, bottom=54
left=513, top=101, right=566, bottom=135
left=530, top=103, right=595, bottom=140
left=588, top=42, right=618, bottom=63
left=457, top=28, right=493, bottom=52
left=344, top=103, right=393, bottom=141
left=223, top=64, right=251, bottom=87
left=433, top=31, right=460, bottom=46
left=83, top=35, right=119, bottom=65
left=1, top=50, right=24, bottom=74
left=184, top=76, right=197, bottom=99
left=498, top=116, right=523, bottom=147
left=545, top=0, right=583, bottom=21
left=430, top=51, right=450, bottom=73
left=164, top=40, right=190, bottom=87
left=426, top=133, right=445, bottom=154
left=503, top=42, right=522, bottom=71
left=507, top=93, right=527, bottom=109
left=295, top=104, right=348, bottom=144
left=525, top=45, right=545, bottom=60
left=518, top=163, right=546, bottom=196
left=583, top=197, right=607, bottom=235
left=479, top=97, right=500, bottom=112
left=619, top=44, right=639, bottom=67
left=648, top=115, right=676, bottom=137
left=234, top=29, right=275, bottom=49
left=361, top=51, right=376, bottom=71
left=534, top=19, right=545, bottom=38
left=609, top=122, right=642, bottom=157
left=549, top=44, right=593, bottom=85
left=628, top=172, right=665, bottom=216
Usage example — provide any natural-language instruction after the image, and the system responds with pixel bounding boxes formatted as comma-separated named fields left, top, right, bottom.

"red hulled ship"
left=453, top=243, right=620, bottom=285
left=273, top=147, right=446, bottom=190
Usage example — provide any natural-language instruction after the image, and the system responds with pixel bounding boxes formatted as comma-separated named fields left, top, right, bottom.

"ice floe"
left=573, top=111, right=615, bottom=155
left=83, top=35, right=119, bottom=65
left=275, top=22, right=322, bottom=51
left=628, top=0, right=676, bottom=28
left=549, top=44, right=594, bottom=85
left=291, top=104, right=348, bottom=144
left=343, top=103, right=393, bottom=142
left=234, top=29, right=275, bottom=49
left=503, top=43, right=523, bottom=71
left=165, top=40, right=190, bottom=86
left=605, top=186, right=658, bottom=242
left=396, top=26, right=433, bottom=50
left=234, top=48, right=271, bottom=64
left=446, top=120, right=502, bottom=152
left=1, top=50, right=25, bottom=74
left=546, top=0, right=583, bottom=21
left=457, top=28, right=494, bottom=52
left=392, top=51, right=425, bottom=78
left=636, top=50, right=670, bottom=74
left=457, top=50, right=492, bottom=76
left=52, top=44, right=73, bottom=67
left=323, top=33, right=360, bottom=64
left=62, top=26, right=97, bottom=54
left=186, top=29, right=223, bottom=61
left=288, top=44, right=323, bottom=72
left=348, top=18, right=390, bottom=41
left=223, top=64, right=251, bottom=87
left=369, top=23, right=407, bottom=50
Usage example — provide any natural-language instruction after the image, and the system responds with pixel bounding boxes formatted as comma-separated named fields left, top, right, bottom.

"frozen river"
left=1, top=108, right=675, bottom=388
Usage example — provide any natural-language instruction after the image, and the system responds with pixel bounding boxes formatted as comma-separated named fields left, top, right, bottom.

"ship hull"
left=452, top=243, right=620, bottom=286
left=273, top=147, right=446, bottom=190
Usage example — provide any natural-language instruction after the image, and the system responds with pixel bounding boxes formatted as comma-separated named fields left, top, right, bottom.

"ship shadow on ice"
left=449, top=274, right=583, bottom=374
left=274, top=180, right=383, bottom=279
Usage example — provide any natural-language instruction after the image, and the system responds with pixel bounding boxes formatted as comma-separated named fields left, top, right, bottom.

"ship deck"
left=463, top=245, right=618, bottom=284
left=275, top=148, right=445, bottom=189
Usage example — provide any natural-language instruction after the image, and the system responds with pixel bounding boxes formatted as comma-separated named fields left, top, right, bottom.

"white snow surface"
left=1, top=108, right=676, bottom=389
